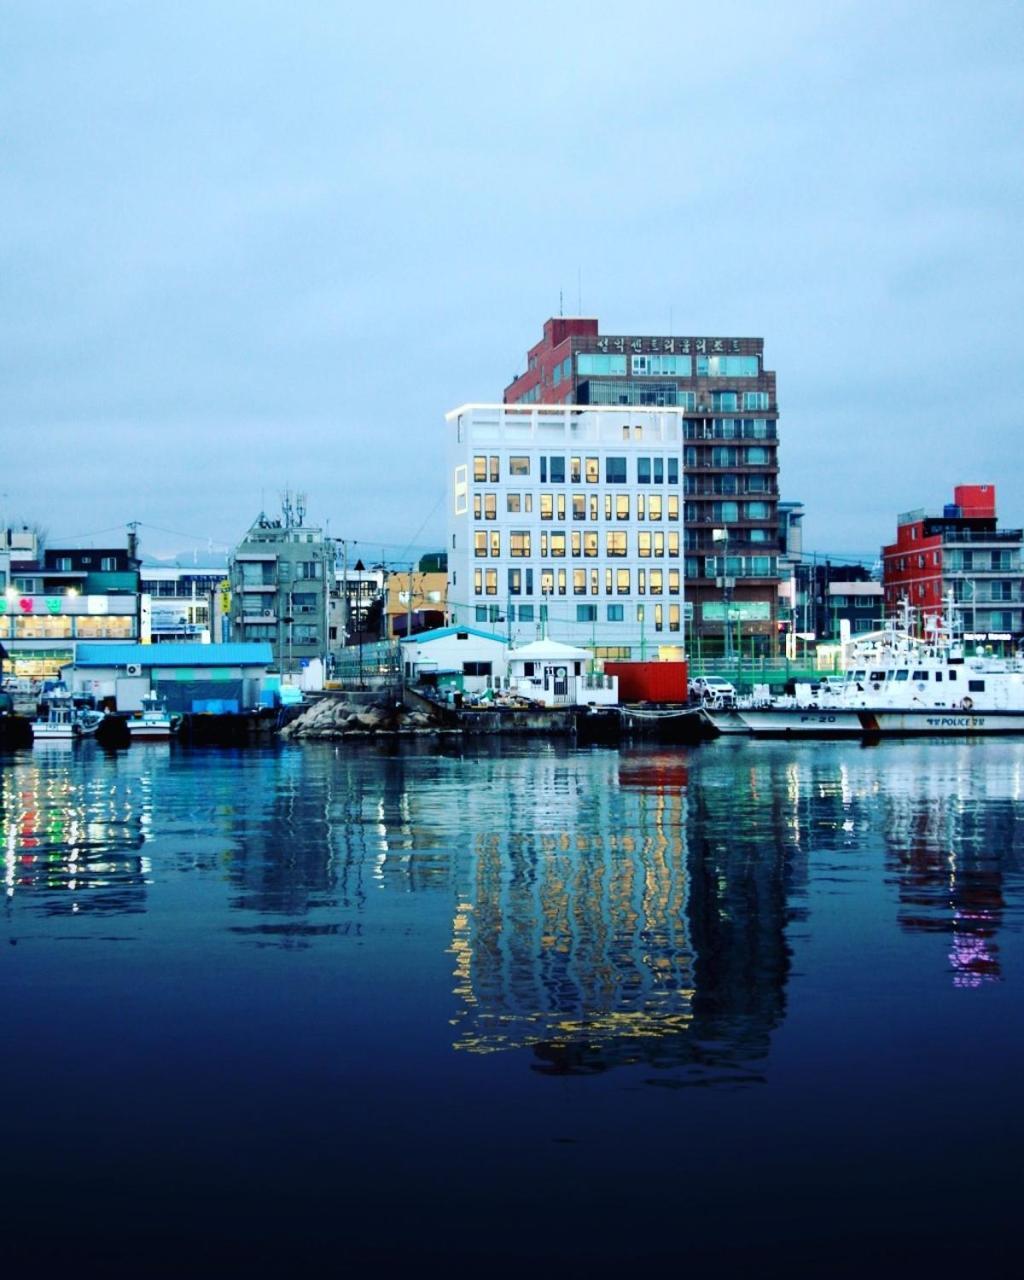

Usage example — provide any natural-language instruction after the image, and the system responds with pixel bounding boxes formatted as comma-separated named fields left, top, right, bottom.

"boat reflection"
left=1, top=747, right=152, bottom=916
left=876, top=744, right=1024, bottom=987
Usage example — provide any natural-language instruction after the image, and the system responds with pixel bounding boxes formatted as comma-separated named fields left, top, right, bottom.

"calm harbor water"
left=2, top=736, right=1023, bottom=1270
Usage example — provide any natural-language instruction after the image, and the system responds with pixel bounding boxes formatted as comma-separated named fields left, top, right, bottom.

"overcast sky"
left=4, top=1, right=1023, bottom=566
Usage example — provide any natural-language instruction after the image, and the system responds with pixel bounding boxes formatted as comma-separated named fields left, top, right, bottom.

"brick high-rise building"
left=503, top=317, right=780, bottom=655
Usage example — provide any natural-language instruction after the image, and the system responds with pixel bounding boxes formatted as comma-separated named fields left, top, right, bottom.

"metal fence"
left=330, top=641, right=401, bottom=687
left=328, top=642, right=835, bottom=694
left=687, top=653, right=841, bottom=691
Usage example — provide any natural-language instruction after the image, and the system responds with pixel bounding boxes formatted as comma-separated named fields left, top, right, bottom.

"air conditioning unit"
left=126, top=663, right=143, bottom=677
left=263, top=609, right=275, bottom=618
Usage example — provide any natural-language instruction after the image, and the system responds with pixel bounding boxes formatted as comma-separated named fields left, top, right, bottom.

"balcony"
left=943, top=566, right=1021, bottom=577
left=686, top=538, right=780, bottom=554
left=940, top=529, right=1022, bottom=544
left=684, top=482, right=778, bottom=498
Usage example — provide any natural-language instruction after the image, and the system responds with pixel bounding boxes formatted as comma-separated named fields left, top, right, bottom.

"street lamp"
left=712, top=527, right=735, bottom=662
left=282, top=592, right=294, bottom=674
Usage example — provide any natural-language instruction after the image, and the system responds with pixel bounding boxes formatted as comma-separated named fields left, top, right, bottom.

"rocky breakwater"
left=279, top=693, right=450, bottom=741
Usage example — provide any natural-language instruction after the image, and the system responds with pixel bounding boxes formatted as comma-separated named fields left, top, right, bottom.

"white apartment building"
left=445, top=404, right=688, bottom=658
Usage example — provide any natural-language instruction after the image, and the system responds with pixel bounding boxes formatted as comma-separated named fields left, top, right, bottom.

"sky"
left=4, top=0, right=1023, bottom=566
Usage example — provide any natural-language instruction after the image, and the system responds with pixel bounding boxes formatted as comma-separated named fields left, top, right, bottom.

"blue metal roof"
left=71, top=643, right=274, bottom=668
left=399, top=626, right=506, bottom=646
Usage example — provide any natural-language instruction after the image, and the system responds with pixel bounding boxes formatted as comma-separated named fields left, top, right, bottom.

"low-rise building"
left=828, top=580, right=884, bottom=637
left=507, top=639, right=618, bottom=707
left=399, top=625, right=507, bottom=694
left=385, top=562, right=447, bottom=638
left=330, top=565, right=386, bottom=649
left=62, top=642, right=274, bottom=713
left=139, top=565, right=230, bottom=643
left=1, top=529, right=142, bottom=679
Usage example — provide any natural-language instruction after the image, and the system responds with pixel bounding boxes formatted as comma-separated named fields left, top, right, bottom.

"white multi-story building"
left=445, top=404, right=688, bottom=658
left=139, top=565, right=229, bottom=643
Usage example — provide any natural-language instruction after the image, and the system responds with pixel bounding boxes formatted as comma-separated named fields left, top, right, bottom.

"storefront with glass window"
left=0, top=593, right=139, bottom=679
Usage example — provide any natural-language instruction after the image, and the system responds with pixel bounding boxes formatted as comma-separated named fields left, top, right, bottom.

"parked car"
left=689, top=676, right=737, bottom=707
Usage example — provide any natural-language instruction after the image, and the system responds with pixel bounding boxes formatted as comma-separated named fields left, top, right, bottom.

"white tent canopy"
left=508, top=639, right=591, bottom=664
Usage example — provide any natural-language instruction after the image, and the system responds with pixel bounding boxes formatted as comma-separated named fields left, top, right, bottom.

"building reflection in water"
left=1, top=745, right=152, bottom=917
left=448, top=749, right=798, bottom=1081
left=876, top=745, right=1024, bottom=988
left=5, top=736, right=1019, bottom=1051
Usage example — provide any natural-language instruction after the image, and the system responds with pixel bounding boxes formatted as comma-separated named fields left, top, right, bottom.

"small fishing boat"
left=128, top=691, right=181, bottom=741
left=33, top=687, right=104, bottom=741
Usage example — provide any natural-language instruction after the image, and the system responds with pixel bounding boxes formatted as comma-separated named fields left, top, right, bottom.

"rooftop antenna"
left=559, top=289, right=563, bottom=317
left=281, top=488, right=294, bottom=529
left=669, top=306, right=673, bottom=336
left=296, top=491, right=307, bottom=527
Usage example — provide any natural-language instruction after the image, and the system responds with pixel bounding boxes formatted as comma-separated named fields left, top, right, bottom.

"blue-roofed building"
left=399, top=625, right=507, bottom=694
left=62, top=642, right=274, bottom=714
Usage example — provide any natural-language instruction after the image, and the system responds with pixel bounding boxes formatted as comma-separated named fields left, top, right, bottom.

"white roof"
left=828, top=581, right=882, bottom=596
left=508, top=639, right=591, bottom=662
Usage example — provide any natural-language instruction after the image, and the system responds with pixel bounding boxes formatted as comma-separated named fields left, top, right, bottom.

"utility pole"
left=713, top=527, right=734, bottom=662
left=406, top=563, right=414, bottom=644
left=336, top=538, right=348, bottom=657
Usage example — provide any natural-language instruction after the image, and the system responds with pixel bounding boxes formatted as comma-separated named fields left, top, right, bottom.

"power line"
left=134, top=521, right=232, bottom=548
left=393, top=491, right=445, bottom=566
left=48, top=524, right=127, bottom=542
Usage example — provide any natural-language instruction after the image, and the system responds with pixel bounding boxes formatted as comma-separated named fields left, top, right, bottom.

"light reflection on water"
left=2, top=737, right=1024, bottom=1267
left=2, top=739, right=1022, bottom=1059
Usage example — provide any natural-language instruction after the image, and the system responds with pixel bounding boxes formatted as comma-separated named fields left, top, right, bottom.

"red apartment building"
left=504, top=316, right=780, bottom=655
left=882, top=485, right=1024, bottom=645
